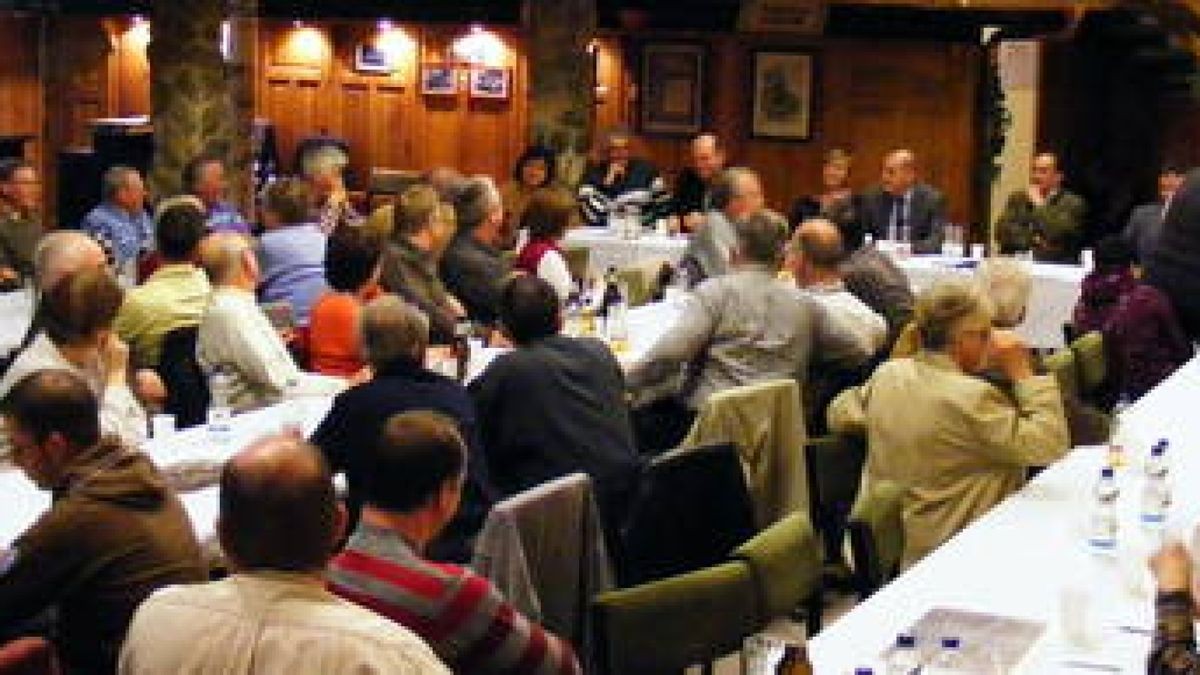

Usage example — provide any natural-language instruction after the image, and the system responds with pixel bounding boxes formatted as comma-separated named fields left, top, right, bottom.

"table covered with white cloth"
left=895, top=255, right=1085, bottom=350
left=0, top=289, right=34, bottom=358
left=808, top=356, right=1200, bottom=673
left=563, top=227, right=689, bottom=279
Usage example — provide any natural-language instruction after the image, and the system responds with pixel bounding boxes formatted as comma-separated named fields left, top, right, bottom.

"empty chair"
left=0, top=637, right=59, bottom=675
left=683, top=379, right=809, bottom=529
left=592, top=560, right=760, bottom=675
left=847, top=479, right=906, bottom=598
left=156, top=325, right=209, bottom=429
left=618, top=443, right=756, bottom=587
left=804, top=434, right=867, bottom=571
left=730, top=512, right=824, bottom=634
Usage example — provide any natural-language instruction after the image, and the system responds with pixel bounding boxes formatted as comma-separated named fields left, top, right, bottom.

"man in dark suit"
left=1124, top=164, right=1186, bottom=267
left=672, top=133, right=727, bottom=232
left=1147, top=168, right=1200, bottom=340
left=577, top=128, right=670, bottom=228
left=994, top=152, right=1087, bottom=264
left=859, top=149, right=946, bottom=254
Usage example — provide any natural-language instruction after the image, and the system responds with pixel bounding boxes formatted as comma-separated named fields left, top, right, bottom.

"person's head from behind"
left=200, top=232, right=258, bottom=289
left=881, top=149, right=917, bottom=196
left=454, top=176, right=505, bottom=248
left=975, top=257, right=1032, bottom=329
left=521, top=187, right=575, bottom=244
left=40, top=266, right=124, bottom=350
left=325, top=225, right=382, bottom=295
left=1092, top=234, right=1136, bottom=275
left=915, top=279, right=995, bottom=374
left=361, top=411, right=467, bottom=546
left=425, top=166, right=466, bottom=203
left=1159, top=163, right=1187, bottom=202
left=822, top=149, right=852, bottom=191
left=732, top=209, right=788, bottom=272
left=690, top=134, right=726, bottom=182
left=710, top=167, right=764, bottom=221
left=499, top=274, right=560, bottom=346
left=395, top=184, right=456, bottom=255
left=359, top=295, right=429, bottom=371
left=261, top=177, right=314, bottom=230
left=787, top=218, right=845, bottom=287
left=155, top=201, right=208, bottom=264
left=218, top=435, right=343, bottom=573
left=2, top=370, right=102, bottom=490
left=33, top=231, right=106, bottom=293
left=514, top=146, right=556, bottom=189
left=1031, top=152, right=1064, bottom=194
left=182, top=156, right=227, bottom=207
left=0, top=158, right=39, bottom=214
left=102, top=165, right=147, bottom=214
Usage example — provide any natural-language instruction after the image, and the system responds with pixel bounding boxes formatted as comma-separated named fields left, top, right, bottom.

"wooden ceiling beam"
left=827, top=0, right=1119, bottom=10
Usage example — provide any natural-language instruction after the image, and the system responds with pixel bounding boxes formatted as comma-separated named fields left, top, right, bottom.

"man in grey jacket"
left=680, top=167, right=764, bottom=284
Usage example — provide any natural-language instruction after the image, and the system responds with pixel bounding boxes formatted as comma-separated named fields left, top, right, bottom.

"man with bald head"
left=673, top=133, right=728, bottom=231
left=995, top=151, right=1086, bottom=263
left=120, top=435, right=449, bottom=673
left=860, top=149, right=947, bottom=254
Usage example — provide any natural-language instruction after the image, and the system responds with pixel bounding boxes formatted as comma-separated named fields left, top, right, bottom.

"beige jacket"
left=828, top=351, right=1069, bottom=567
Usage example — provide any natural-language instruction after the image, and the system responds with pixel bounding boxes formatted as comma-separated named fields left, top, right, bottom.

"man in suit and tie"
left=1124, top=163, right=1186, bottom=267
left=994, top=152, right=1087, bottom=264
left=860, top=149, right=947, bottom=254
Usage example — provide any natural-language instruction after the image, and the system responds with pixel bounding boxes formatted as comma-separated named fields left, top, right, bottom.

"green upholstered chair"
left=847, top=480, right=906, bottom=599
left=592, top=561, right=761, bottom=675
left=731, top=512, right=824, bottom=634
left=804, top=435, right=866, bottom=572
left=564, top=246, right=590, bottom=282
left=617, top=266, right=653, bottom=307
left=1071, top=331, right=1108, bottom=399
left=1042, top=347, right=1080, bottom=400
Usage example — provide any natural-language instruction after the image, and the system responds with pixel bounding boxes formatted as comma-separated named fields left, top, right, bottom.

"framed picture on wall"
left=750, top=50, right=815, bottom=141
left=420, top=64, right=458, bottom=95
left=469, top=67, right=511, bottom=100
left=354, top=44, right=393, bottom=74
left=639, top=43, right=705, bottom=136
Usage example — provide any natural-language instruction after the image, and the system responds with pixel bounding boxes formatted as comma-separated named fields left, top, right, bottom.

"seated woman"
left=0, top=266, right=146, bottom=447
left=829, top=279, right=1069, bottom=567
left=514, top=188, right=575, bottom=302
left=306, top=150, right=362, bottom=235
left=309, top=225, right=383, bottom=378
left=1075, top=235, right=1193, bottom=399
left=501, top=145, right=556, bottom=239
left=789, top=148, right=860, bottom=232
left=257, top=177, right=329, bottom=326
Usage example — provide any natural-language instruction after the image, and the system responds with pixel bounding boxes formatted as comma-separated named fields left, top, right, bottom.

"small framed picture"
left=469, top=67, right=511, bottom=100
left=639, top=43, right=705, bottom=136
left=354, top=43, right=393, bottom=74
left=420, top=64, right=458, bottom=95
left=750, top=50, right=816, bottom=141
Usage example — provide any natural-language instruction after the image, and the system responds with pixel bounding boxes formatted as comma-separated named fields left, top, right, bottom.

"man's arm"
left=625, top=291, right=717, bottom=391
left=913, top=188, right=947, bottom=254
left=994, top=192, right=1033, bottom=254
left=0, top=509, right=86, bottom=629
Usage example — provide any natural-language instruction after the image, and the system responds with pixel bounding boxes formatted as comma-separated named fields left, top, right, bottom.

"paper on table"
left=880, top=607, right=1045, bottom=673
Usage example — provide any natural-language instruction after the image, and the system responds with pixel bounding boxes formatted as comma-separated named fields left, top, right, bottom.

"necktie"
left=891, top=194, right=907, bottom=242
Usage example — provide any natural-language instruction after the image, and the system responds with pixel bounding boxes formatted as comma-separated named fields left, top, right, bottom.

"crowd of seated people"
left=1, top=127, right=1199, bottom=673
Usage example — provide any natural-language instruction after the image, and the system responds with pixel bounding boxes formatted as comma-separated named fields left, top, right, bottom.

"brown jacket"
left=0, top=438, right=205, bottom=673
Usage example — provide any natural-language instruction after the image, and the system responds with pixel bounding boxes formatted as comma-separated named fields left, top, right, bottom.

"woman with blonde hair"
left=789, top=148, right=860, bottom=231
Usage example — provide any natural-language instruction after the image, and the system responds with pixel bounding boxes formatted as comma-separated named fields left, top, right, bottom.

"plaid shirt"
left=1151, top=591, right=1200, bottom=674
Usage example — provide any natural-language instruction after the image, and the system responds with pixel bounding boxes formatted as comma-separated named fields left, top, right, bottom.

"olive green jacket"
left=994, top=189, right=1086, bottom=264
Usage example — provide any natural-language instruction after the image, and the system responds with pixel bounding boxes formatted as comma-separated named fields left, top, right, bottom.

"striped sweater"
left=328, top=523, right=580, bottom=675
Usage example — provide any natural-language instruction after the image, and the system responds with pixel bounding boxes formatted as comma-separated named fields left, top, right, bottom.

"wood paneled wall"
left=0, top=16, right=43, bottom=172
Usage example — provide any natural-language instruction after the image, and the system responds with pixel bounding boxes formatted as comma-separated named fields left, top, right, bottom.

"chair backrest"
left=1071, top=331, right=1108, bottom=397
left=847, top=479, right=906, bottom=598
left=617, top=266, right=652, bottom=307
left=563, top=246, right=590, bottom=282
left=1042, top=347, right=1079, bottom=399
left=684, top=378, right=809, bottom=529
left=156, top=325, right=209, bottom=429
left=730, top=512, right=822, bottom=624
left=618, top=443, right=756, bottom=587
left=592, top=560, right=760, bottom=675
left=0, top=637, right=60, bottom=675
left=805, top=434, right=867, bottom=564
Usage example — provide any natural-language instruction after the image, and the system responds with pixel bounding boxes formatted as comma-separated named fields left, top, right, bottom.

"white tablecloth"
left=563, top=228, right=689, bottom=278
left=809, top=356, right=1200, bottom=673
left=0, top=289, right=34, bottom=357
left=896, top=255, right=1085, bottom=349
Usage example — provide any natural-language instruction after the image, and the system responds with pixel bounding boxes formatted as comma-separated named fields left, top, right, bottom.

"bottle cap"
left=941, top=637, right=961, bottom=649
left=854, top=669, right=874, bottom=675
left=1101, top=466, right=1115, bottom=479
left=896, top=634, right=916, bottom=649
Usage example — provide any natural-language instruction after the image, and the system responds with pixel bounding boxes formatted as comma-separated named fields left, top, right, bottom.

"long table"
left=563, top=227, right=689, bottom=278
left=808, top=356, right=1200, bottom=673
left=0, top=289, right=33, bottom=358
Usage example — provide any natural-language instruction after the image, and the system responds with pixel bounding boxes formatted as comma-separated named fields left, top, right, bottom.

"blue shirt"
left=257, top=223, right=328, bottom=326
left=206, top=201, right=250, bottom=235
left=79, top=202, right=153, bottom=266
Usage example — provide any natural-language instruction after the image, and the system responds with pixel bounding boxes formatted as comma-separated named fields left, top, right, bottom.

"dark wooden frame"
left=750, top=49, right=816, bottom=141
left=638, top=42, right=706, bottom=137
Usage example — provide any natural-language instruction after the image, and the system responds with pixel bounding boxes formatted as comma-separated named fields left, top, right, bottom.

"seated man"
left=182, top=155, right=250, bottom=235
left=995, top=152, right=1087, bottom=263
left=114, top=200, right=212, bottom=368
left=469, top=274, right=640, bottom=524
left=672, top=133, right=727, bottom=231
left=838, top=217, right=915, bottom=347
left=328, top=411, right=581, bottom=675
left=1124, top=163, right=1185, bottom=267
left=80, top=165, right=153, bottom=274
left=680, top=167, right=765, bottom=284
left=441, top=175, right=511, bottom=325
left=0, top=158, right=43, bottom=288
left=578, top=127, right=669, bottom=228
left=311, top=295, right=494, bottom=563
left=858, top=149, right=946, bottom=254
left=828, top=279, right=1069, bottom=567
left=627, top=210, right=874, bottom=450
left=120, top=435, right=448, bottom=674
left=257, top=177, right=330, bottom=326
left=0, top=370, right=204, bottom=673
left=197, top=233, right=344, bottom=411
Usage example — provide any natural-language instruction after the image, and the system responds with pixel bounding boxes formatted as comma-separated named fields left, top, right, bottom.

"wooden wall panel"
left=0, top=16, right=43, bottom=170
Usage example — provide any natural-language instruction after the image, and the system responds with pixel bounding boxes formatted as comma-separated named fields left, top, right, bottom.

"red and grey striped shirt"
left=327, top=523, right=580, bottom=675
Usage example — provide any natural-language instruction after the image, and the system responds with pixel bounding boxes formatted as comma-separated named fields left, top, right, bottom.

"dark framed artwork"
left=639, top=43, right=705, bottom=136
left=420, top=64, right=458, bottom=95
left=469, top=67, right=511, bottom=100
left=354, top=43, right=393, bottom=73
left=750, top=50, right=815, bottom=141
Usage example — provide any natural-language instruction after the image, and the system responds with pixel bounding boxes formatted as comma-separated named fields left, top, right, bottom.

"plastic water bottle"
left=1107, top=394, right=1133, bottom=468
left=207, top=366, right=234, bottom=445
left=925, top=637, right=965, bottom=674
left=1140, top=439, right=1171, bottom=528
left=886, top=634, right=920, bottom=675
left=1088, top=467, right=1119, bottom=554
